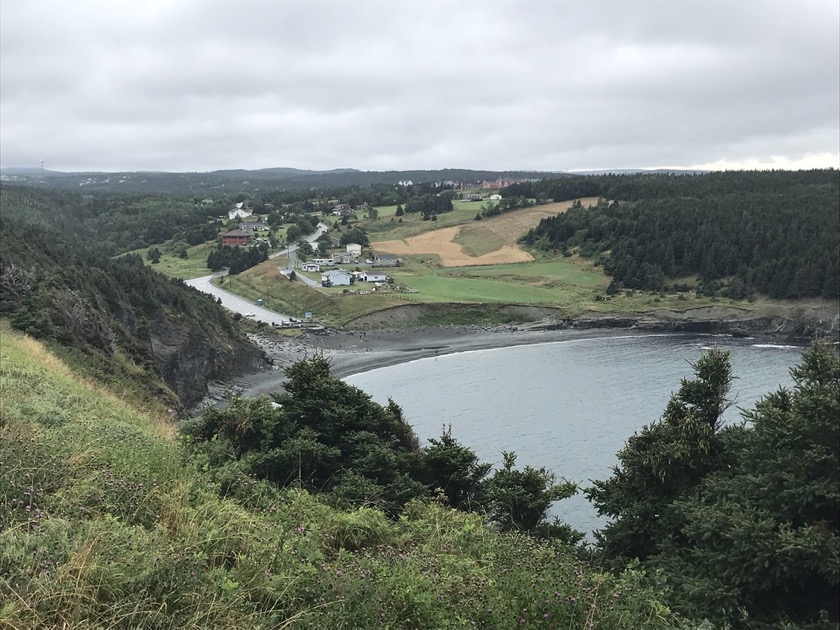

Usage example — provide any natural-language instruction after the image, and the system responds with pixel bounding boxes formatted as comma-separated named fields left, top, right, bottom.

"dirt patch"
left=372, top=198, right=598, bottom=267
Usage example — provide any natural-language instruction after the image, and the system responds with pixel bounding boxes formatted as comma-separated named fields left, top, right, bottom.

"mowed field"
left=372, top=198, right=598, bottom=266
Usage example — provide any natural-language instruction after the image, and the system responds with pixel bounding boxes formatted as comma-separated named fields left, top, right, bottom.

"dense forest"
left=0, top=185, right=220, bottom=255
left=0, top=181, right=461, bottom=257
left=517, top=170, right=839, bottom=299
left=0, top=216, right=260, bottom=409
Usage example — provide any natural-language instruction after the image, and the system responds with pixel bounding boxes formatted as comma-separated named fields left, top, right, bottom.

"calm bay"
left=345, top=333, right=803, bottom=537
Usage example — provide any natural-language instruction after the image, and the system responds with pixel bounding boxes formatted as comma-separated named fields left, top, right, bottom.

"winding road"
left=184, top=222, right=329, bottom=325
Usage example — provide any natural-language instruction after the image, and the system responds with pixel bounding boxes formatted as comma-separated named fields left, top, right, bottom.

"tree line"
left=207, top=242, right=269, bottom=275
left=588, top=344, right=839, bottom=627
left=182, top=354, right=580, bottom=542
left=518, top=171, right=839, bottom=298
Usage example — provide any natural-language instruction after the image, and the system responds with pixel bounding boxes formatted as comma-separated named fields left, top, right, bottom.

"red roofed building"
left=220, top=229, right=252, bottom=246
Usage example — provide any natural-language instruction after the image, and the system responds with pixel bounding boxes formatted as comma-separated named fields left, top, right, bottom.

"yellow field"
left=371, top=198, right=598, bottom=267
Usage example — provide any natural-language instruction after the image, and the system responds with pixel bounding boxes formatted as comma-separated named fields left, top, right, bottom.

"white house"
left=489, top=194, right=502, bottom=200
left=321, top=269, right=353, bottom=287
left=362, top=270, right=387, bottom=283
left=300, top=262, right=320, bottom=272
left=228, top=208, right=253, bottom=220
left=332, top=204, right=353, bottom=217
left=346, top=243, right=362, bottom=257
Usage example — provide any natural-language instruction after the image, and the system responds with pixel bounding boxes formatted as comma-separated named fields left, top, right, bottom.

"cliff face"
left=566, top=304, right=840, bottom=341
left=0, top=218, right=266, bottom=413
left=149, top=312, right=265, bottom=409
left=346, top=302, right=840, bottom=341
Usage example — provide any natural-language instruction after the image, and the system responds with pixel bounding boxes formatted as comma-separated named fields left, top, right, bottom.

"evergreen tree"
left=587, top=350, right=735, bottom=564
left=662, top=344, right=840, bottom=626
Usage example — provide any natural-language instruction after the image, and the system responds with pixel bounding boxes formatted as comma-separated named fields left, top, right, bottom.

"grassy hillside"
left=0, top=326, right=685, bottom=629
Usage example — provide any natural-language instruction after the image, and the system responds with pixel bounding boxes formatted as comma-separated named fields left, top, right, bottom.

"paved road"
left=184, top=223, right=329, bottom=324
left=185, top=273, right=292, bottom=325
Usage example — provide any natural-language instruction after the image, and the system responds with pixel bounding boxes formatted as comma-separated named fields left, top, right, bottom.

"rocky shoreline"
left=193, top=303, right=838, bottom=413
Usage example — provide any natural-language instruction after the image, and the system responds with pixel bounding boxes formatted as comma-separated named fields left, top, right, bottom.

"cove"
left=345, top=333, right=802, bottom=537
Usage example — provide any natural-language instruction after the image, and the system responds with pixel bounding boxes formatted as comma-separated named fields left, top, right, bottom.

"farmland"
left=224, top=194, right=734, bottom=327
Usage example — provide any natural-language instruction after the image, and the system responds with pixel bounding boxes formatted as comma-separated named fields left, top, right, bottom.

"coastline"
left=204, top=326, right=651, bottom=408
left=199, top=317, right=822, bottom=412
left=194, top=301, right=838, bottom=412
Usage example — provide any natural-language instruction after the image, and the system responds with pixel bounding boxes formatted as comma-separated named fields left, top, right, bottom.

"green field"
left=148, top=241, right=216, bottom=278
left=358, top=199, right=485, bottom=241
left=392, top=258, right=606, bottom=304
left=219, top=250, right=735, bottom=327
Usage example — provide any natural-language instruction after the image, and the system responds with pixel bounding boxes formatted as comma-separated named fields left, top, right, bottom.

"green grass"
left=0, top=325, right=683, bottom=629
left=216, top=251, right=737, bottom=327
left=149, top=241, right=217, bottom=279
left=452, top=224, right=507, bottom=256
left=216, top=263, right=409, bottom=325
left=358, top=202, right=483, bottom=241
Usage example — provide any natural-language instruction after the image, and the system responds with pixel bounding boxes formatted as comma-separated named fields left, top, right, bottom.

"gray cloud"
left=1, top=0, right=837, bottom=172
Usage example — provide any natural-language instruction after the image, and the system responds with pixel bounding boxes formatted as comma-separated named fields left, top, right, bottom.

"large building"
left=220, top=229, right=252, bottom=246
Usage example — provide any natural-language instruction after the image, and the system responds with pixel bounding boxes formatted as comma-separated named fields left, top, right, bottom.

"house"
left=240, top=222, right=265, bottom=231
left=363, top=270, right=387, bottom=283
left=466, top=194, right=483, bottom=201
left=312, top=258, right=333, bottom=266
left=356, top=202, right=369, bottom=211
left=228, top=208, right=253, bottom=220
left=481, top=178, right=525, bottom=190
left=300, top=262, right=320, bottom=272
left=489, top=194, right=502, bottom=201
left=332, top=252, right=358, bottom=265
left=372, top=253, right=402, bottom=267
left=321, top=269, right=353, bottom=287
left=220, top=229, right=252, bottom=246
left=332, top=203, right=354, bottom=217
left=346, top=243, right=362, bottom=257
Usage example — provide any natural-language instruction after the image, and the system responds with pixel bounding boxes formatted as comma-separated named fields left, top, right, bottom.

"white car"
left=244, top=312, right=256, bottom=318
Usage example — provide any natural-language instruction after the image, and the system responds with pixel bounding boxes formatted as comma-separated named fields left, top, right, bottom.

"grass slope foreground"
left=0, top=327, right=684, bottom=629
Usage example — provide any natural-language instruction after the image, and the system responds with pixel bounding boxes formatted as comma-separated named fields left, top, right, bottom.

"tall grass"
left=1, top=325, right=689, bottom=628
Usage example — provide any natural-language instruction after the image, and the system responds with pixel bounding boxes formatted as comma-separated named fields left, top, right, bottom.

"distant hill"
left=0, top=166, right=563, bottom=194
left=569, top=168, right=709, bottom=175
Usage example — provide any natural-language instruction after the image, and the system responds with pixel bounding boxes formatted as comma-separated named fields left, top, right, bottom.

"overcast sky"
left=1, top=0, right=838, bottom=173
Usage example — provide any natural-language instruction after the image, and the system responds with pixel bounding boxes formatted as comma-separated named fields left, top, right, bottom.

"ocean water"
left=344, top=333, right=803, bottom=538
